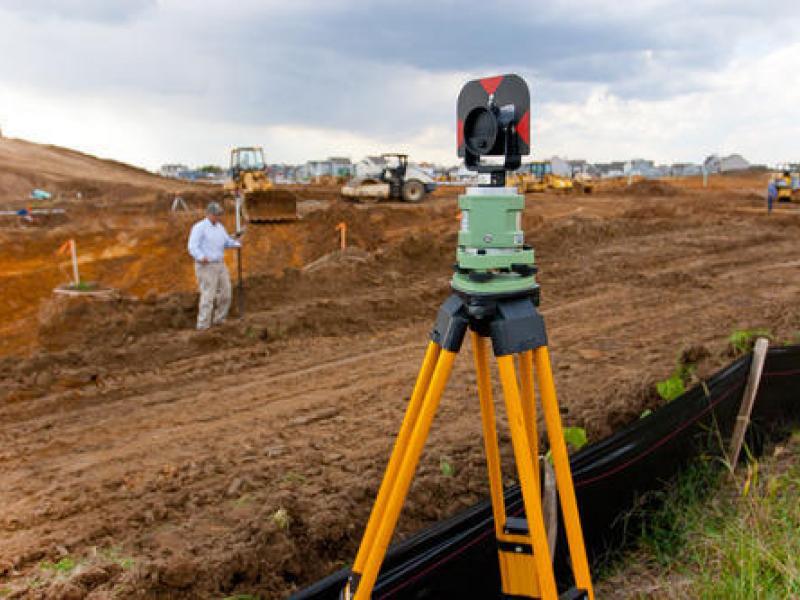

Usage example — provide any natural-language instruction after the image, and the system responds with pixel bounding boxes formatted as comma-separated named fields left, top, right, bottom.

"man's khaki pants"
left=195, top=261, right=232, bottom=330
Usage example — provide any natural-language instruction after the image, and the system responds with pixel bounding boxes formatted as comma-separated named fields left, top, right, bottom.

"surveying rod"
left=235, top=193, right=244, bottom=317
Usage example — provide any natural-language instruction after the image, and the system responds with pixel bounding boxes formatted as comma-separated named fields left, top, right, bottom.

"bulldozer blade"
left=242, top=189, right=299, bottom=223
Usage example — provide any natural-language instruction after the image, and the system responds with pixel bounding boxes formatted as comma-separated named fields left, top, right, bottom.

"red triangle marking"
left=517, top=110, right=530, bottom=145
left=457, top=119, right=464, bottom=148
left=480, top=75, right=503, bottom=95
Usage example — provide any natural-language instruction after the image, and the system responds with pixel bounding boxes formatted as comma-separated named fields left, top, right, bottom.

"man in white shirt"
left=187, top=202, right=242, bottom=330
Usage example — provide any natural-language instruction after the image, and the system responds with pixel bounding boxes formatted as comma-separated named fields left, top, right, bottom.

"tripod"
left=342, top=292, right=593, bottom=599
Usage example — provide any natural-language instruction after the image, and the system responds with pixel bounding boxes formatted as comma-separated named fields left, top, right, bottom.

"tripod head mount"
left=452, top=75, right=538, bottom=299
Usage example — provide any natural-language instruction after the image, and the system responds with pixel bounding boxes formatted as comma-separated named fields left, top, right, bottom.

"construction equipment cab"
left=224, top=146, right=298, bottom=222
left=341, top=153, right=436, bottom=203
left=775, top=170, right=794, bottom=203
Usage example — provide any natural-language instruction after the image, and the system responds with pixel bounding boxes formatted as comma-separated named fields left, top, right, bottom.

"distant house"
left=624, top=159, right=656, bottom=177
left=593, top=161, right=627, bottom=178
left=305, top=160, right=331, bottom=179
left=703, top=154, right=750, bottom=173
left=303, top=157, right=353, bottom=179
left=567, top=159, right=589, bottom=175
left=670, top=163, right=703, bottom=177
left=160, top=164, right=189, bottom=178
left=329, top=157, right=353, bottom=178
left=269, top=164, right=302, bottom=183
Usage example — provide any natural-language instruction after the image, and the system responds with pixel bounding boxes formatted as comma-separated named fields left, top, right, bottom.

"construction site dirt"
left=2, top=140, right=800, bottom=598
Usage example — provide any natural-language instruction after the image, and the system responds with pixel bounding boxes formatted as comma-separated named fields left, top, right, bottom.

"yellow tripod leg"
left=353, top=349, right=458, bottom=600
left=534, top=346, right=594, bottom=599
left=351, top=342, right=441, bottom=578
left=519, top=350, right=540, bottom=479
left=497, top=355, right=558, bottom=600
left=471, top=332, right=505, bottom=536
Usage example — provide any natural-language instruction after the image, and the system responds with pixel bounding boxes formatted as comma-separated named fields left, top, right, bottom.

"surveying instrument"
left=342, top=74, right=593, bottom=600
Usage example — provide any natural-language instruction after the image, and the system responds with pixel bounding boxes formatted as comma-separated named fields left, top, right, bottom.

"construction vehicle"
left=572, top=171, right=595, bottom=194
left=224, top=146, right=298, bottom=222
left=341, top=153, right=436, bottom=202
left=509, top=160, right=576, bottom=194
left=774, top=170, right=797, bottom=203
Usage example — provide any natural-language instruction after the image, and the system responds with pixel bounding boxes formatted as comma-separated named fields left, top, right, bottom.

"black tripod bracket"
left=429, top=292, right=548, bottom=356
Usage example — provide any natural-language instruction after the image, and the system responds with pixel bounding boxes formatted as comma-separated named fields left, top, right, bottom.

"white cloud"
left=534, top=42, right=800, bottom=164
left=0, top=1, right=798, bottom=169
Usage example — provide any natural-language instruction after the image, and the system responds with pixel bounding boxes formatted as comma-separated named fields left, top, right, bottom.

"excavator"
left=224, top=146, right=298, bottom=222
left=341, top=153, right=436, bottom=202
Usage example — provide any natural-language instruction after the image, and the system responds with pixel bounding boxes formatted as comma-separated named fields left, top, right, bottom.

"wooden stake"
left=336, top=221, right=347, bottom=250
left=728, top=337, right=769, bottom=471
left=70, top=239, right=80, bottom=286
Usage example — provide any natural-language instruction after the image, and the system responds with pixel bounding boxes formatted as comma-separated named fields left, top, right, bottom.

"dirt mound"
left=624, top=180, right=680, bottom=197
left=37, top=292, right=196, bottom=352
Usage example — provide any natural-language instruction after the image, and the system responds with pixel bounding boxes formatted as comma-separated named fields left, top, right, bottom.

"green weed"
left=729, top=328, right=772, bottom=356
left=656, top=354, right=699, bottom=402
left=656, top=372, right=685, bottom=402
left=439, top=456, right=455, bottom=477
left=562, top=427, right=588, bottom=452
left=546, top=426, right=589, bottom=462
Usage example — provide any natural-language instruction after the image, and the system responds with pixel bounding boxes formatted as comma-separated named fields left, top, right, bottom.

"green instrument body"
left=451, top=188, right=538, bottom=296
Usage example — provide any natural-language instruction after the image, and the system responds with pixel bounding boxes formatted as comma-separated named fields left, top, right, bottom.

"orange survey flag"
left=335, top=222, right=347, bottom=249
left=56, top=239, right=73, bottom=256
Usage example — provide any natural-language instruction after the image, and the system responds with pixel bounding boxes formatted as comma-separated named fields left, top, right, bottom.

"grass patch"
left=67, top=280, right=98, bottom=292
left=598, top=432, right=800, bottom=597
left=40, top=557, right=77, bottom=573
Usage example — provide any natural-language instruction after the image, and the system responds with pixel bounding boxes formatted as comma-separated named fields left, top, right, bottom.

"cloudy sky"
left=0, top=0, right=798, bottom=170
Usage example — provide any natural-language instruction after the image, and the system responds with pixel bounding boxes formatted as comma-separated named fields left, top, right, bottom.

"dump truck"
left=224, top=147, right=298, bottom=222
left=341, top=154, right=436, bottom=202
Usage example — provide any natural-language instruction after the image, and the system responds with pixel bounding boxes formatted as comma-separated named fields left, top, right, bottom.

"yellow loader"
left=224, top=147, right=298, bottom=222
left=509, top=161, right=574, bottom=194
